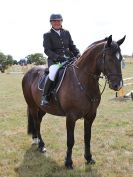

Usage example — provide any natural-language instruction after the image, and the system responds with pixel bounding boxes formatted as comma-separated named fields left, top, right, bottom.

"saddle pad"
left=38, top=74, right=47, bottom=90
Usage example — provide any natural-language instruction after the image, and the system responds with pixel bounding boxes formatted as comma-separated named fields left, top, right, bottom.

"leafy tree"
left=6, top=55, right=14, bottom=65
left=26, top=53, right=47, bottom=65
left=0, top=52, right=7, bottom=73
left=13, top=60, right=18, bottom=65
left=0, top=52, right=14, bottom=73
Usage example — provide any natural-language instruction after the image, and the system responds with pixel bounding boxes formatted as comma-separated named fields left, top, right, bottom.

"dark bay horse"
left=22, top=35, right=126, bottom=169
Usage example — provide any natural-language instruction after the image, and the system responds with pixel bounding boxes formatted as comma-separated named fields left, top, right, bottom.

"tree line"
left=0, top=51, right=47, bottom=73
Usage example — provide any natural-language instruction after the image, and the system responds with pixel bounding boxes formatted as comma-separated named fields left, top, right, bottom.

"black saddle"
left=38, top=67, right=66, bottom=91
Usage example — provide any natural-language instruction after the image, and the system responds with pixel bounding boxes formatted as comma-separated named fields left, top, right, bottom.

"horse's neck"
left=76, top=44, right=103, bottom=78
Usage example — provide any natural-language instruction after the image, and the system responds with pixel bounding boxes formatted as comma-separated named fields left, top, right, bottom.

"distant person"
left=41, top=13, right=80, bottom=106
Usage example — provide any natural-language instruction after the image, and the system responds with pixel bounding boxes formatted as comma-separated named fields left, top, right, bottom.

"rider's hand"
left=58, top=56, right=66, bottom=62
left=76, top=54, right=81, bottom=59
left=62, top=57, right=67, bottom=62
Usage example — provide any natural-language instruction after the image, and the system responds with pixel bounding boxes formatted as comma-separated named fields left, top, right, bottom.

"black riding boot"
left=40, top=76, right=53, bottom=106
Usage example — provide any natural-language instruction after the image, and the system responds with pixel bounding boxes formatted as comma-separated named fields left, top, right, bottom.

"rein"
left=71, top=64, right=106, bottom=102
left=87, top=72, right=107, bottom=96
left=70, top=45, right=114, bottom=101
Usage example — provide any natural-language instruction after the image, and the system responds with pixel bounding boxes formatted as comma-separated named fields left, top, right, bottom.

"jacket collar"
left=51, top=28, right=64, bottom=38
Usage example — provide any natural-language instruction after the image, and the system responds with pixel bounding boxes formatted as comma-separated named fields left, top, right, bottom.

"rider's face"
left=51, top=20, right=62, bottom=30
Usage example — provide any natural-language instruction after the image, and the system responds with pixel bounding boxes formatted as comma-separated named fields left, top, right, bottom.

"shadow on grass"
left=15, top=145, right=102, bottom=177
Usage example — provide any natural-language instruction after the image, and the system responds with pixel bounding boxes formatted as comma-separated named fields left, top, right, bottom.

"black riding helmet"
left=50, top=14, right=63, bottom=22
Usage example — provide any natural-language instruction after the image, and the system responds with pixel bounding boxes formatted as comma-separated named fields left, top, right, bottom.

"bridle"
left=101, top=44, right=122, bottom=80
left=97, top=44, right=122, bottom=92
left=71, top=43, right=122, bottom=100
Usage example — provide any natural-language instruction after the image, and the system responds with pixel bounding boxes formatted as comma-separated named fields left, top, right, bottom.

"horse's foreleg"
left=65, top=117, right=76, bottom=169
left=84, top=116, right=96, bottom=164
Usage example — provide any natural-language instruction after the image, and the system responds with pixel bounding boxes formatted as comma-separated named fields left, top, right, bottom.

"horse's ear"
left=106, top=35, right=112, bottom=47
left=117, top=35, right=126, bottom=46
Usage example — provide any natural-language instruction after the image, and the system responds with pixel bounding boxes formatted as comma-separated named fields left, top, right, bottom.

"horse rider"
left=41, top=13, right=81, bottom=106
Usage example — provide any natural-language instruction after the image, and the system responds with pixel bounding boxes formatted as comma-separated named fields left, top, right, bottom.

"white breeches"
left=49, top=64, right=61, bottom=81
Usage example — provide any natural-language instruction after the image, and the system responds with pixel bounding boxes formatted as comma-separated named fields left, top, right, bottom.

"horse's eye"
left=116, top=52, right=120, bottom=60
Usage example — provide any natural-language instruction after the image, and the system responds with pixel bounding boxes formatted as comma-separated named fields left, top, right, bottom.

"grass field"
left=0, top=64, right=133, bottom=177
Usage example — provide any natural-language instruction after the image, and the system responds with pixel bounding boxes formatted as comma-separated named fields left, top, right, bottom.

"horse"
left=22, top=35, right=126, bottom=169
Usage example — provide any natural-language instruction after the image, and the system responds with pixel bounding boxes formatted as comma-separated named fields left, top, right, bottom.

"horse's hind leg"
left=27, top=106, right=46, bottom=152
left=27, top=107, right=38, bottom=143
left=84, top=115, right=96, bottom=165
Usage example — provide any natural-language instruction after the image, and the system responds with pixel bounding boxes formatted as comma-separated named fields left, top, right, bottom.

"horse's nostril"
left=109, top=82, right=119, bottom=90
left=114, top=83, right=120, bottom=90
left=114, top=84, right=118, bottom=89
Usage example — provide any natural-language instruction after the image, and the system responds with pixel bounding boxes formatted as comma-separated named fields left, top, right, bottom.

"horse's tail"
left=22, top=68, right=38, bottom=135
left=22, top=67, right=45, bottom=135
left=27, top=106, right=35, bottom=135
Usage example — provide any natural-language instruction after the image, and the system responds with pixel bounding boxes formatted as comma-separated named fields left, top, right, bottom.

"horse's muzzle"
left=109, top=79, right=123, bottom=91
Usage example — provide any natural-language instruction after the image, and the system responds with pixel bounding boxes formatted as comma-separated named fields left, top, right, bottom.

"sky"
left=0, top=0, right=132, bottom=60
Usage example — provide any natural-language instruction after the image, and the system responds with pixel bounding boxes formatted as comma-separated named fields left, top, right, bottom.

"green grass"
left=0, top=64, right=133, bottom=177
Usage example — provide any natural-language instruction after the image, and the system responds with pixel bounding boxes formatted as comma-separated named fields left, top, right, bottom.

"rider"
left=41, top=13, right=81, bottom=106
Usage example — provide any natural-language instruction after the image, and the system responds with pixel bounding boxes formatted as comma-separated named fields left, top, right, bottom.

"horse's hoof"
left=65, top=160, right=73, bottom=169
left=65, top=164, right=73, bottom=170
left=87, top=159, right=96, bottom=165
left=39, top=147, right=47, bottom=153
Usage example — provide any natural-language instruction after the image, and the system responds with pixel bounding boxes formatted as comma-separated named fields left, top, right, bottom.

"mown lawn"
left=0, top=64, right=132, bottom=177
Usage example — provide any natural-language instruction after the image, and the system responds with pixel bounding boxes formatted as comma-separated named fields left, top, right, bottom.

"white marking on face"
left=120, top=80, right=123, bottom=88
left=116, top=52, right=120, bottom=60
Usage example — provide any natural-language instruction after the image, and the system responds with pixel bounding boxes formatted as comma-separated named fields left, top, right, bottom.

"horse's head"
left=99, top=35, right=126, bottom=91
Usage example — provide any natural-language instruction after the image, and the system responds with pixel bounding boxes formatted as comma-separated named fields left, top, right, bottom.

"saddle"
left=38, top=66, right=67, bottom=93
